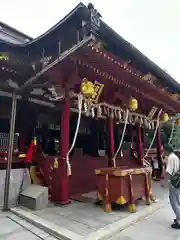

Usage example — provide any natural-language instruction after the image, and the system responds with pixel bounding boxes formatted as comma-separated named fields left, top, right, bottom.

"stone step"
left=8, top=214, right=57, bottom=239
left=10, top=207, right=81, bottom=240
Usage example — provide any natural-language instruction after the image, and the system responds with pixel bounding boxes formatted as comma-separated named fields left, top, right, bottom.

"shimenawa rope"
left=66, top=94, right=83, bottom=175
left=112, top=109, right=129, bottom=167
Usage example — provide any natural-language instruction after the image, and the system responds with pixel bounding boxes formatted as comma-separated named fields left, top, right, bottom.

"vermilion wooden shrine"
left=0, top=3, right=180, bottom=212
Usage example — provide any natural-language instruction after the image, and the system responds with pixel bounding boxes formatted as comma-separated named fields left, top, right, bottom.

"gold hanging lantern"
left=175, top=118, right=180, bottom=126
left=80, top=79, right=95, bottom=97
left=161, top=113, right=169, bottom=122
left=128, top=98, right=138, bottom=111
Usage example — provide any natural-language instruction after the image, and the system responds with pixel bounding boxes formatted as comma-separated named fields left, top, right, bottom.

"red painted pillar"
left=18, top=103, right=27, bottom=152
left=156, top=126, right=163, bottom=177
left=108, top=119, right=115, bottom=167
left=136, top=123, right=143, bottom=165
left=52, top=98, right=70, bottom=204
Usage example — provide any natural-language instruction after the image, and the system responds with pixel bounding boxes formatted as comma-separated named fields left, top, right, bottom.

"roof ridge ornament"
left=80, top=3, right=101, bottom=38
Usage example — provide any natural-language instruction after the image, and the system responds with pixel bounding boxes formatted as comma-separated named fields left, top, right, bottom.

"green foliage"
left=145, top=126, right=168, bottom=148
left=162, top=122, right=180, bottom=150
left=145, top=129, right=156, bottom=148
left=145, top=122, right=180, bottom=150
left=161, top=122, right=172, bottom=144
left=170, top=126, right=180, bottom=150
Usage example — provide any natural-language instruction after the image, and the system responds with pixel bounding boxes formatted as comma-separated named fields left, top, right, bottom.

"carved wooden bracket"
left=168, top=93, right=180, bottom=100
left=141, top=73, right=156, bottom=84
left=123, top=60, right=131, bottom=69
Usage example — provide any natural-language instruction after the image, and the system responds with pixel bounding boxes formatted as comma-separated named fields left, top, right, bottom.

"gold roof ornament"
left=80, top=78, right=104, bottom=103
left=81, top=78, right=95, bottom=97
left=90, top=80, right=104, bottom=102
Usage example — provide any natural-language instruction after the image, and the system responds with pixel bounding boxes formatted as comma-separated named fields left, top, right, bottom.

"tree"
left=145, top=124, right=170, bottom=148
left=169, top=125, right=180, bottom=150
left=162, top=122, right=180, bottom=150
left=161, top=122, right=172, bottom=143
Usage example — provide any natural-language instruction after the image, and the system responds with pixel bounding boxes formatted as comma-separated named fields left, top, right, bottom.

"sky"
left=1, top=0, right=180, bottom=82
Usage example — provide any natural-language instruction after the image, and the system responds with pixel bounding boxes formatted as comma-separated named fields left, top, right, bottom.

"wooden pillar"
left=156, top=126, right=163, bottom=177
left=52, top=98, right=70, bottom=204
left=128, top=174, right=136, bottom=213
left=145, top=172, right=151, bottom=205
left=17, top=100, right=28, bottom=152
left=108, top=119, right=114, bottom=167
left=104, top=174, right=112, bottom=212
left=18, top=100, right=37, bottom=151
left=136, top=123, right=143, bottom=165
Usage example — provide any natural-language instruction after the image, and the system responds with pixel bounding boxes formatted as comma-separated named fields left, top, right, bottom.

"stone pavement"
left=0, top=211, right=57, bottom=240
left=110, top=200, right=180, bottom=240
left=11, top=182, right=169, bottom=240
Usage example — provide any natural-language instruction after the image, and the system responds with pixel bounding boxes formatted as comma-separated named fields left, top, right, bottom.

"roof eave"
left=0, top=21, right=33, bottom=40
left=0, top=2, right=87, bottom=47
left=100, top=21, right=180, bottom=92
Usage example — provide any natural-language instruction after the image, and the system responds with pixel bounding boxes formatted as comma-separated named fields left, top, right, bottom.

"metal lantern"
left=128, top=98, right=138, bottom=111
left=175, top=118, right=180, bottom=126
left=80, top=79, right=95, bottom=97
left=161, top=113, right=169, bottom=122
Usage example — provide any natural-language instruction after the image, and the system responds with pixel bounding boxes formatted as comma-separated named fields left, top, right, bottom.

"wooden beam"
left=17, top=36, right=95, bottom=93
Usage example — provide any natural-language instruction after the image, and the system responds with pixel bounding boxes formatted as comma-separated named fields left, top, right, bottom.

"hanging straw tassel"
left=66, top=94, right=83, bottom=176
left=112, top=109, right=129, bottom=167
left=66, top=157, right=71, bottom=176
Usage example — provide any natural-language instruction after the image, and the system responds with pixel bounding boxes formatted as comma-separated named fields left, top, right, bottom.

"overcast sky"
left=1, top=0, right=180, bottom=82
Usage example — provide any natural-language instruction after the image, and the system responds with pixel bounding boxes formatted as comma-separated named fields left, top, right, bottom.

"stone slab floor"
left=110, top=201, right=180, bottom=240
left=19, top=181, right=168, bottom=237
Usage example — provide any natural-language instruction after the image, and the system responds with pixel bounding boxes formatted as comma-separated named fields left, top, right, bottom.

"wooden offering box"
left=95, top=167, right=152, bottom=213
